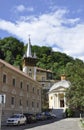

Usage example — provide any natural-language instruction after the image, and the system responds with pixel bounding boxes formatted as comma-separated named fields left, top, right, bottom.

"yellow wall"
left=0, top=60, right=42, bottom=121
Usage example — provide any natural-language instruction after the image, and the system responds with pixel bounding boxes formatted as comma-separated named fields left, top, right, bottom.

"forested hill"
left=1, top=36, right=84, bottom=111
left=0, top=36, right=84, bottom=80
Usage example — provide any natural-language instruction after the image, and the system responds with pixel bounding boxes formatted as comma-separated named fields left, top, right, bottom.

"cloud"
left=14, top=5, right=34, bottom=12
left=16, top=5, right=25, bottom=12
left=0, top=9, right=84, bottom=61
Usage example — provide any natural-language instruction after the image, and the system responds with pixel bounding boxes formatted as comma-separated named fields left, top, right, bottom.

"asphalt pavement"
left=1, top=118, right=82, bottom=130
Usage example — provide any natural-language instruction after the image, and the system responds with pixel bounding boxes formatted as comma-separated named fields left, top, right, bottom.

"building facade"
left=0, top=59, right=41, bottom=121
left=36, top=67, right=55, bottom=110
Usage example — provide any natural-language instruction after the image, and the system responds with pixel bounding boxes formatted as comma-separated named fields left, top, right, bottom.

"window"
left=37, top=102, right=39, bottom=108
left=42, top=84, right=45, bottom=87
left=3, top=74, right=6, bottom=83
left=1, top=95, right=5, bottom=104
left=32, top=101, right=34, bottom=107
left=26, top=100, right=28, bottom=106
left=29, top=69, right=31, bottom=72
left=33, top=87, right=35, bottom=93
left=29, top=73, right=32, bottom=77
left=27, top=84, right=29, bottom=92
left=60, top=100, right=64, bottom=107
left=47, top=73, right=52, bottom=80
left=20, top=99, right=22, bottom=106
left=37, top=89, right=39, bottom=95
left=11, top=97, right=15, bottom=105
left=42, top=77, right=45, bottom=81
left=29, top=69, right=32, bottom=77
left=20, top=81, right=23, bottom=89
left=12, top=78, right=16, bottom=86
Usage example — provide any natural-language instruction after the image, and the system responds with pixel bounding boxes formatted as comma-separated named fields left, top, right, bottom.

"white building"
left=48, top=75, right=71, bottom=117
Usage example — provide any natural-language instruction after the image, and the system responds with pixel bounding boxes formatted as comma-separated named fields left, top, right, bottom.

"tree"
left=0, top=37, right=24, bottom=67
left=65, top=60, right=84, bottom=112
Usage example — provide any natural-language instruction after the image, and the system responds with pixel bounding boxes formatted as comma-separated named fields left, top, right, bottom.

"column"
left=57, top=93, right=59, bottom=108
left=34, top=67, right=36, bottom=80
left=64, top=93, right=66, bottom=108
left=54, top=94, right=56, bottom=108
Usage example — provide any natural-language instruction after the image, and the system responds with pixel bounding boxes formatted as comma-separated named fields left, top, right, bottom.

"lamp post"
left=0, top=94, right=6, bottom=130
left=0, top=103, right=2, bottom=130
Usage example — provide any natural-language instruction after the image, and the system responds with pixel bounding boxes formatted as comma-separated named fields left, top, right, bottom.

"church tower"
left=23, top=37, right=38, bottom=80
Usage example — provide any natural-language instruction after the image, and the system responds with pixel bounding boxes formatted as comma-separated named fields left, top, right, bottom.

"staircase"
left=51, top=109, right=64, bottom=118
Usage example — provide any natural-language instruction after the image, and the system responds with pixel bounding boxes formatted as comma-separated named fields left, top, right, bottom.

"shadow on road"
left=2, top=117, right=64, bottom=130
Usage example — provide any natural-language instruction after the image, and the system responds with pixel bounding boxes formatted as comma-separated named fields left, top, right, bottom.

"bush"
left=65, top=108, right=74, bottom=117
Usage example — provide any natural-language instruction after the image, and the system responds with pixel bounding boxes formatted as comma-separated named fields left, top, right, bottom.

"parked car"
left=42, top=112, right=52, bottom=120
left=23, top=113, right=37, bottom=123
left=50, top=113, right=56, bottom=118
left=6, top=114, right=26, bottom=126
left=36, top=113, right=46, bottom=121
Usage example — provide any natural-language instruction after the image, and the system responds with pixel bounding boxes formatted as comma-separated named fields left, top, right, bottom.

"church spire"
left=23, top=35, right=38, bottom=80
left=26, top=35, right=32, bottom=57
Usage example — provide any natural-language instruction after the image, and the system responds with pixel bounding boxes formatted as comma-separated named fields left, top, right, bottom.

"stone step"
left=51, top=109, right=64, bottom=118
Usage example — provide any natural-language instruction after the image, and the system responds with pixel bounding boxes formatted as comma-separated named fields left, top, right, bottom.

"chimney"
left=61, top=74, right=66, bottom=80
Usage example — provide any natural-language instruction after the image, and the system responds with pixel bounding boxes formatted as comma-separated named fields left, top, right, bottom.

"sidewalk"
left=78, top=118, right=84, bottom=130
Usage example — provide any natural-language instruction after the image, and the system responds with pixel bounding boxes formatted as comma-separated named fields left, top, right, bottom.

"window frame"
left=20, top=81, right=23, bottom=89
left=3, top=73, right=7, bottom=83
left=11, top=97, right=15, bottom=105
left=12, top=77, right=16, bottom=87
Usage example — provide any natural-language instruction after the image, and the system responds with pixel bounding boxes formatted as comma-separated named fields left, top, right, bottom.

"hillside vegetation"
left=0, top=36, right=84, bottom=112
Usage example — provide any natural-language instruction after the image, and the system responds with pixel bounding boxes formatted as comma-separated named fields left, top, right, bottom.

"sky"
left=0, top=0, right=84, bottom=61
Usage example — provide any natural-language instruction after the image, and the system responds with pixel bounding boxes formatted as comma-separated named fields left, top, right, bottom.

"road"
left=1, top=118, right=81, bottom=130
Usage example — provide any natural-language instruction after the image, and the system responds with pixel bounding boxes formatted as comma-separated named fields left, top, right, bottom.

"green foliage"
left=32, top=46, right=74, bottom=79
left=80, top=119, right=84, bottom=128
left=65, top=108, right=74, bottom=117
left=0, top=37, right=24, bottom=67
left=65, top=59, right=84, bottom=111
left=32, top=45, right=52, bottom=58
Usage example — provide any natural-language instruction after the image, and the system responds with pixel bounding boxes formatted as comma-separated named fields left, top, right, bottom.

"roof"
left=49, top=79, right=71, bottom=92
left=37, top=67, right=53, bottom=73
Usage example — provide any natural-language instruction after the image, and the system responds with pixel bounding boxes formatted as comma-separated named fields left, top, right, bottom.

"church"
left=48, top=74, right=71, bottom=117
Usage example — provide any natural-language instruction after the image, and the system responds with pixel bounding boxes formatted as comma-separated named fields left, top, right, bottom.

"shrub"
left=65, top=108, right=74, bottom=117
